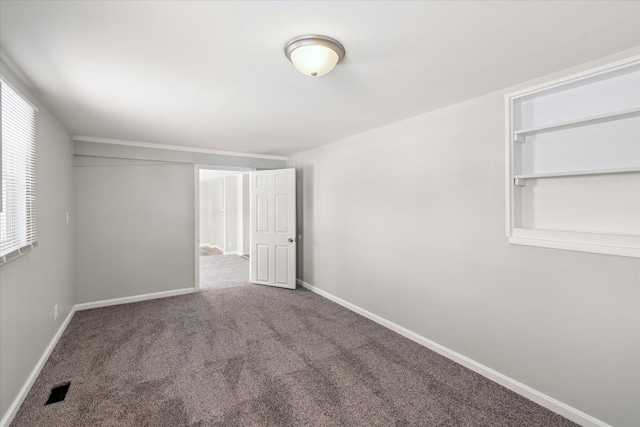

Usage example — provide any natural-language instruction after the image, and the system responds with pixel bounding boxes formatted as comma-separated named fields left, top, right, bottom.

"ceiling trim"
left=72, top=136, right=288, bottom=161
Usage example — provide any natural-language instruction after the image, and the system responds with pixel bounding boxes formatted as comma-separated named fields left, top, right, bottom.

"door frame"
left=194, top=164, right=256, bottom=292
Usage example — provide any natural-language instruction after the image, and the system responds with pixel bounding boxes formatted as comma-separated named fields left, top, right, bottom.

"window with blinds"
left=1, top=77, right=37, bottom=266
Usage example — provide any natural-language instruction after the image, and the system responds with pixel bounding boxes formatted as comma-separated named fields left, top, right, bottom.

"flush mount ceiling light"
left=284, top=35, right=345, bottom=77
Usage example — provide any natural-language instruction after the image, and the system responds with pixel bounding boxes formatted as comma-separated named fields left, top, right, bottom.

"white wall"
left=288, top=50, right=640, bottom=427
left=199, top=179, right=215, bottom=246
left=214, top=179, right=224, bottom=249
left=74, top=158, right=194, bottom=303
left=199, top=171, right=247, bottom=254
left=242, top=173, right=250, bottom=254
left=236, top=173, right=249, bottom=255
left=199, top=170, right=225, bottom=249
left=237, top=175, right=244, bottom=255
left=223, top=175, right=239, bottom=254
left=0, top=61, right=74, bottom=421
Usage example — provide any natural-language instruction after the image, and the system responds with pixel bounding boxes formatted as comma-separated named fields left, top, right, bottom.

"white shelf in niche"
left=506, top=56, right=640, bottom=258
left=510, top=228, right=640, bottom=258
left=514, top=167, right=640, bottom=181
left=513, top=107, right=640, bottom=142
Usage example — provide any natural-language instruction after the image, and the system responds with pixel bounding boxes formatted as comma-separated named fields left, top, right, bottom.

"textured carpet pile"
left=11, top=285, right=576, bottom=426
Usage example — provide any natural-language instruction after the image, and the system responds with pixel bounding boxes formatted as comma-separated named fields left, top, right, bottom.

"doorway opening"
left=196, top=167, right=253, bottom=291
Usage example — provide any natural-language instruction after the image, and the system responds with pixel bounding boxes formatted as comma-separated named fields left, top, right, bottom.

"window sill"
left=0, top=242, right=39, bottom=266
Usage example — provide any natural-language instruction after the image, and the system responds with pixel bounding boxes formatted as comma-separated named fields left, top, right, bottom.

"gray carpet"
left=200, top=251, right=249, bottom=290
left=11, top=285, right=576, bottom=426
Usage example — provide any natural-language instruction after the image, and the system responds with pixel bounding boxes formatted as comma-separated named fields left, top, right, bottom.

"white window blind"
left=1, top=77, right=37, bottom=265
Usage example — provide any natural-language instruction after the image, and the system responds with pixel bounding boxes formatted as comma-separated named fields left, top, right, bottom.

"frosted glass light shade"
left=290, top=45, right=339, bottom=77
left=285, top=35, right=345, bottom=77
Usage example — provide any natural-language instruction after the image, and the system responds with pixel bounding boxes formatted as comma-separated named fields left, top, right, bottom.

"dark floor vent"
left=45, top=382, right=70, bottom=405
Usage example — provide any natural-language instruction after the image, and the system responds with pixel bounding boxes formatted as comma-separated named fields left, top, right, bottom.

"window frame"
left=0, top=75, right=38, bottom=265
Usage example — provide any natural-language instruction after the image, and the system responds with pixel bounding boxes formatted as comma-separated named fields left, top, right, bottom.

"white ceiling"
left=1, top=1, right=638, bottom=156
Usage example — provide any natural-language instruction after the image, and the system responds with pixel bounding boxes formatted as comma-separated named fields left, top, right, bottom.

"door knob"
left=288, top=237, right=295, bottom=243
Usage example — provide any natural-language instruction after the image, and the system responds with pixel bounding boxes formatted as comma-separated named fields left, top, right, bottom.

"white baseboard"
left=0, top=306, right=76, bottom=427
left=296, top=279, right=610, bottom=427
left=75, top=288, right=195, bottom=311
left=223, top=250, right=243, bottom=256
left=3, top=281, right=609, bottom=427
left=1, top=286, right=198, bottom=427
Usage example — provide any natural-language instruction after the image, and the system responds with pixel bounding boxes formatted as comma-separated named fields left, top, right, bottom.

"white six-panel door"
left=249, top=169, right=296, bottom=289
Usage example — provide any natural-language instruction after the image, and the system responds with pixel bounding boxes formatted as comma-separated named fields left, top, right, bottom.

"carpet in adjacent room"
left=199, top=246, right=249, bottom=290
